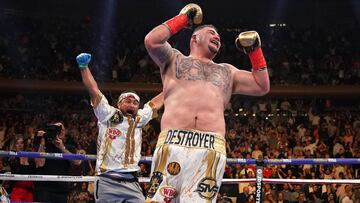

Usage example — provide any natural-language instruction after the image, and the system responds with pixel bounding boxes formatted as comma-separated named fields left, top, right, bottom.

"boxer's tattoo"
left=176, top=56, right=231, bottom=92
left=156, top=44, right=173, bottom=64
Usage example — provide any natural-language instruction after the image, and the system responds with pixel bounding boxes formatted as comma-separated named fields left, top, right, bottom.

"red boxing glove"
left=163, top=3, right=203, bottom=35
left=248, top=48, right=267, bottom=70
left=164, top=14, right=189, bottom=35
left=235, top=31, right=267, bottom=70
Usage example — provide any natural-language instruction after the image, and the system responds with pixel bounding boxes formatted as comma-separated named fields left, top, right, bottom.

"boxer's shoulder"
left=172, top=48, right=184, bottom=57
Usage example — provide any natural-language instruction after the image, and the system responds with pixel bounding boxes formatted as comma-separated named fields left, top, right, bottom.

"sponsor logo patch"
left=195, top=177, right=219, bottom=200
left=146, top=171, right=163, bottom=198
left=110, top=111, right=123, bottom=125
left=167, top=162, right=181, bottom=176
left=106, top=128, right=122, bottom=140
left=160, top=186, right=177, bottom=203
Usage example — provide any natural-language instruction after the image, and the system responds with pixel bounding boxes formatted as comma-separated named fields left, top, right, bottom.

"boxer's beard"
left=208, top=45, right=218, bottom=55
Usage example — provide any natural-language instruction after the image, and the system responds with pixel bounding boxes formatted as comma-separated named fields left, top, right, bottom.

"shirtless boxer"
left=144, top=3, right=270, bottom=203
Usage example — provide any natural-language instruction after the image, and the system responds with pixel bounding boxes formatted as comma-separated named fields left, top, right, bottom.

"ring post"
left=255, top=159, right=264, bottom=203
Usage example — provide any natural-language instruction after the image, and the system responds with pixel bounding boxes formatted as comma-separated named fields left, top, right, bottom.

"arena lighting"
left=268, top=0, right=288, bottom=27
left=269, top=23, right=287, bottom=27
left=352, top=0, right=360, bottom=24
left=93, top=0, right=117, bottom=70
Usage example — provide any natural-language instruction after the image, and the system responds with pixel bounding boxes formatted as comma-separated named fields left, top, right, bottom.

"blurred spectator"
left=8, top=135, right=35, bottom=202
left=34, top=122, right=76, bottom=203
left=0, top=13, right=359, bottom=85
left=0, top=93, right=359, bottom=202
left=339, top=185, right=355, bottom=203
left=276, top=191, right=290, bottom=203
left=68, top=182, right=94, bottom=203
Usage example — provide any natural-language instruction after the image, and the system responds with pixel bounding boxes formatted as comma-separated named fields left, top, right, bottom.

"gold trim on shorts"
left=156, top=128, right=226, bottom=155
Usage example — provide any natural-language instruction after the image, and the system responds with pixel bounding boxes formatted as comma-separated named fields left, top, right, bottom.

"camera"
left=43, top=124, right=62, bottom=144
left=33, top=124, right=62, bottom=151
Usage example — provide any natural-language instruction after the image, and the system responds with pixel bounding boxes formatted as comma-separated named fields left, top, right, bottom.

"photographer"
left=34, top=122, right=76, bottom=203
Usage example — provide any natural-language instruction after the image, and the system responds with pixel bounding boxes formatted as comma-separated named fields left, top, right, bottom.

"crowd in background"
left=0, top=14, right=359, bottom=85
left=0, top=93, right=359, bottom=202
left=0, top=11, right=359, bottom=203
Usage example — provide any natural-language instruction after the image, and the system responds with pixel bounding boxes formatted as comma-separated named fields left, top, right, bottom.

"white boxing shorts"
left=146, top=128, right=226, bottom=203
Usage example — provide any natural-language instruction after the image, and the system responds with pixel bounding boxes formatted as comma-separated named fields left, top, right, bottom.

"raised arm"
left=232, top=31, right=270, bottom=96
left=76, top=53, right=101, bottom=104
left=144, top=3, right=203, bottom=70
left=149, top=92, right=164, bottom=111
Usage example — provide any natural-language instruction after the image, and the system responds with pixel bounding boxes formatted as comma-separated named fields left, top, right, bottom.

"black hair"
left=192, top=24, right=218, bottom=34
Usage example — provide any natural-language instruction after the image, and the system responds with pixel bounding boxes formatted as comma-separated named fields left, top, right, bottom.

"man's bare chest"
left=174, top=56, right=231, bottom=93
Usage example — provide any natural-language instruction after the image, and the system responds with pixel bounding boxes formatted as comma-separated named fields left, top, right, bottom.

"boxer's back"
left=161, top=51, right=233, bottom=136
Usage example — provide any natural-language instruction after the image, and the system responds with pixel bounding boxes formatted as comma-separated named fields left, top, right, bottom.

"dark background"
left=0, top=0, right=359, bottom=26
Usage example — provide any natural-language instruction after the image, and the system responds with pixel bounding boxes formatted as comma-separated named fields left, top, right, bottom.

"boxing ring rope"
left=0, top=150, right=97, bottom=161
left=1, top=150, right=359, bottom=183
left=1, top=150, right=360, bottom=165
left=1, top=150, right=359, bottom=202
left=1, top=174, right=360, bottom=184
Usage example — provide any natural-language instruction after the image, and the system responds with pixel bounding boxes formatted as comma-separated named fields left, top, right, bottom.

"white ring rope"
left=1, top=174, right=359, bottom=184
left=0, top=174, right=96, bottom=182
left=264, top=178, right=360, bottom=185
